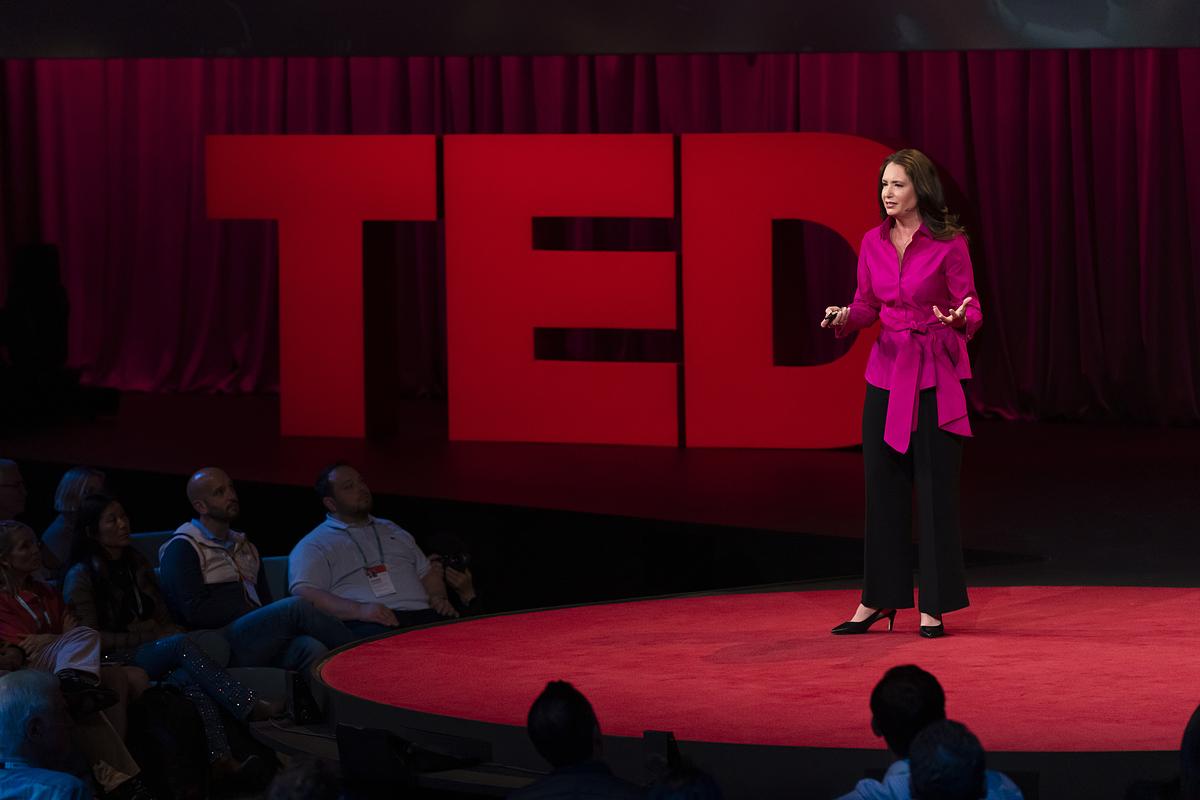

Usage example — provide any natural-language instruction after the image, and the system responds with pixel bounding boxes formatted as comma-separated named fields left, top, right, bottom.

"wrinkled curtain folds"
left=1, top=51, right=1198, bottom=423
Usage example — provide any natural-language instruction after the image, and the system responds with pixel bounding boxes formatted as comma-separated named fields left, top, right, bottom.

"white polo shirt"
left=289, top=514, right=432, bottom=611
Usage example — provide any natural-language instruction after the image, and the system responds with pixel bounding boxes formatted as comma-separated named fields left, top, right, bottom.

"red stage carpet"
left=321, top=587, right=1200, bottom=752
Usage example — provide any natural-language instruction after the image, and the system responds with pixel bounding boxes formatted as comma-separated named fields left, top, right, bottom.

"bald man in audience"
left=158, top=467, right=356, bottom=680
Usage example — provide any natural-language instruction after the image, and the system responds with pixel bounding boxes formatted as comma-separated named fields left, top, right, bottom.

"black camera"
left=436, top=553, right=471, bottom=573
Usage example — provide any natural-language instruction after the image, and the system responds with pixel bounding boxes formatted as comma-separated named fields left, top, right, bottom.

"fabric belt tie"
left=881, top=321, right=969, bottom=454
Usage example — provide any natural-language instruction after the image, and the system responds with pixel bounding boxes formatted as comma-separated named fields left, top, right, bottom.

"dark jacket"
left=158, top=537, right=273, bottom=629
left=508, top=761, right=644, bottom=800
left=62, top=550, right=177, bottom=653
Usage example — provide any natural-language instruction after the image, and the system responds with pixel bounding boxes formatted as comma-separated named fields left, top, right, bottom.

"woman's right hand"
left=821, top=305, right=848, bottom=329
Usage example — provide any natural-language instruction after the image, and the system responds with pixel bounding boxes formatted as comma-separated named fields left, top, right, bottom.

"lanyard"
left=15, top=593, right=51, bottom=630
left=125, top=564, right=145, bottom=618
left=346, top=524, right=385, bottom=569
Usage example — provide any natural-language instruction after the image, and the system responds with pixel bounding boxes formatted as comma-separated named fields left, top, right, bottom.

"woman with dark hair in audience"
left=40, top=466, right=106, bottom=582
left=63, top=492, right=280, bottom=784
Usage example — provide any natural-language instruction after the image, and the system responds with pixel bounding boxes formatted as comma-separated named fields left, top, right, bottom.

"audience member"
left=157, top=467, right=355, bottom=679
left=0, top=459, right=27, bottom=521
left=908, top=720, right=987, bottom=800
left=0, top=670, right=90, bottom=799
left=835, top=665, right=1021, bottom=800
left=289, top=462, right=474, bottom=639
left=0, top=520, right=116, bottom=715
left=1184, top=703, right=1200, bottom=800
left=41, top=466, right=106, bottom=581
left=64, top=492, right=282, bottom=782
left=427, top=530, right=483, bottom=615
left=1130, top=702, right=1200, bottom=800
left=0, top=522, right=152, bottom=798
left=509, top=680, right=644, bottom=799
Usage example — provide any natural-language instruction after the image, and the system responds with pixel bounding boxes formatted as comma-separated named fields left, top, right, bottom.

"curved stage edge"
left=313, top=587, right=1189, bottom=799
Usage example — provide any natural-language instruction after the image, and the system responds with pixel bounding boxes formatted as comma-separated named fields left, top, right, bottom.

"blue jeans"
left=221, top=597, right=357, bottom=676
left=131, top=633, right=255, bottom=761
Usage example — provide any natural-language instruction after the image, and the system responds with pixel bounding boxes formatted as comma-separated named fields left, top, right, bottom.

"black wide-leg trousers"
left=861, top=383, right=969, bottom=616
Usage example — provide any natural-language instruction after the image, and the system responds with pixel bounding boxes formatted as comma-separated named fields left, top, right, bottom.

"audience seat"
left=131, top=531, right=173, bottom=566
left=262, top=556, right=290, bottom=602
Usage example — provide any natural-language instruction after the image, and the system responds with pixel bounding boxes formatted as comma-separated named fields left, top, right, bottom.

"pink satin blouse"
left=837, top=219, right=982, bottom=454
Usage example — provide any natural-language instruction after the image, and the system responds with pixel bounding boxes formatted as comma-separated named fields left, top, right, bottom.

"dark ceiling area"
left=2, top=0, right=1197, bottom=58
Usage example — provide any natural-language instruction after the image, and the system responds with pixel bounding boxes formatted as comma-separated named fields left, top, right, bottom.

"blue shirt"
left=0, top=763, right=90, bottom=799
left=835, top=759, right=1023, bottom=800
left=508, top=761, right=644, bottom=800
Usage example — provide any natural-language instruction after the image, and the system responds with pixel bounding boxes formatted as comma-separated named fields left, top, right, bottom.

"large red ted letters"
left=207, top=136, right=437, bottom=437
left=445, top=135, right=678, bottom=446
left=683, top=134, right=885, bottom=447
left=207, top=133, right=888, bottom=447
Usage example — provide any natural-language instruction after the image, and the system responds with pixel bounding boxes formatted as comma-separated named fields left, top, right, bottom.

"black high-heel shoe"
left=831, top=608, right=897, bottom=635
left=919, top=617, right=945, bottom=638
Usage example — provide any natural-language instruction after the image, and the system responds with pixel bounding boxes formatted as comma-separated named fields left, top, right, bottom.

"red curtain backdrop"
left=1, top=51, right=1198, bottom=423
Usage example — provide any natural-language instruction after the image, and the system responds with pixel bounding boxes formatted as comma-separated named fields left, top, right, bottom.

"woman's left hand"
left=933, top=296, right=973, bottom=328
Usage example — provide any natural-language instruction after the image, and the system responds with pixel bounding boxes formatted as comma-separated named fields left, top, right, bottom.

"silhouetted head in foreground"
left=870, top=664, right=947, bottom=758
left=527, top=680, right=601, bottom=769
left=1182, top=703, right=1200, bottom=800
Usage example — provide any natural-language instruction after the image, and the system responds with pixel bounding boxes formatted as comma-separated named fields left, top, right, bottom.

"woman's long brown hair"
left=877, top=149, right=966, bottom=241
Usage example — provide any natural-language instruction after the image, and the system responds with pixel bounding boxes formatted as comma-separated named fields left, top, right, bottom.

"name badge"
left=364, top=564, right=396, bottom=597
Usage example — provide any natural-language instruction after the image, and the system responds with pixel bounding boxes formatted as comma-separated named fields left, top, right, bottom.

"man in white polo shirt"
left=288, top=462, right=475, bottom=639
